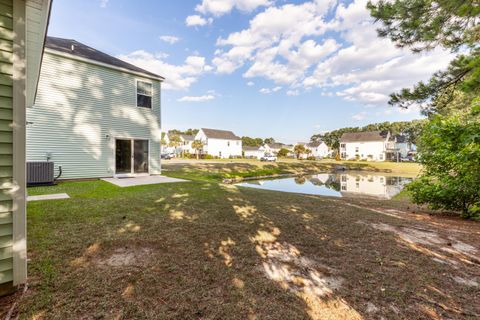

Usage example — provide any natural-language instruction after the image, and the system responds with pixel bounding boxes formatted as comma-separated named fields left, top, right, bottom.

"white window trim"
left=136, top=79, right=153, bottom=109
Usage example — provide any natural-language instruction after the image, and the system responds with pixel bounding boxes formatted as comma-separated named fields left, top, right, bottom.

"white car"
left=260, top=154, right=277, bottom=162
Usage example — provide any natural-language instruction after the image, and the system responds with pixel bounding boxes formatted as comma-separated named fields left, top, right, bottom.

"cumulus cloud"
left=118, top=51, right=212, bottom=90
left=186, top=15, right=213, bottom=26
left=159, top=35, right=180, bottom=44
left=211, top=0, right=453, bottom=106
left=259, top=86, right=281, bottom=94
left=178, top=94, right=216, bottom=102
left=352, top=111, right=367, bottom=121
left=246, top=81, right=255, bottom=86
left=195, top=0, right=272, bottom=17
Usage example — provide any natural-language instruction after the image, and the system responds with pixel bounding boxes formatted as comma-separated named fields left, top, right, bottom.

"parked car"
left=260, top=154, right=277, bottom=162
left=161, top=153, right=174, bottom=160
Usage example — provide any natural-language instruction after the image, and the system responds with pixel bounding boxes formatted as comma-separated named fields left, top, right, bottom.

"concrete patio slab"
left=102, top=175, right=188, bottom=187
left=27, top=193, right=70, bottom=202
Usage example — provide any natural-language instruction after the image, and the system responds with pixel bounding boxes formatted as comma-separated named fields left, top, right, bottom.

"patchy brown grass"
left=3, top=163, right=478, bottom=319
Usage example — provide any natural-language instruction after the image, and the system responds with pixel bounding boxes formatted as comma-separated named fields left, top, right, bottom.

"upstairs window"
left=340, top=143, right=346, bottom=148
left=137, top=80, right=152, bottom=108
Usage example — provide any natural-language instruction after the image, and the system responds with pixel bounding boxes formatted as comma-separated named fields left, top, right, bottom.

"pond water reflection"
left=236, top=171, right=413, bottom=199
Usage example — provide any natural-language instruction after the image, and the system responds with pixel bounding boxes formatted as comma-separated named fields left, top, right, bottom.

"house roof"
left=265, top=143, right=286, bottom=149
left=201, top=128, right=241, bottom=140
left=307, top=141, right=323, bottom=148
left=180, top=134, right=195, bottom=141
left=45, top=37, right=164, bottom=80
left=340, top=131, right=389, bottom=143
left=243, top=146, right=263, bottom=151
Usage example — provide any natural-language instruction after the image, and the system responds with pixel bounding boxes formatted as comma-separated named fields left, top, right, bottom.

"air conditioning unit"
left=27, top=162, right=55, bottom=186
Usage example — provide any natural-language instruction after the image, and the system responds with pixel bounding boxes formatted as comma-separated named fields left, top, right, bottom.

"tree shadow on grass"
left=19, top=180, right=480, bottom=319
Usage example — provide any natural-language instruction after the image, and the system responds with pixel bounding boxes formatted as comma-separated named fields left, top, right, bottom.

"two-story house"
left=339, top=131, right=393, bottom=161
left=299, top=141, right=330, bottom=159
left=179, top=134, right=195, bottom=154
left=195, top=128, right=242, bottom=158
left=27, top=37, right=164, bottom=179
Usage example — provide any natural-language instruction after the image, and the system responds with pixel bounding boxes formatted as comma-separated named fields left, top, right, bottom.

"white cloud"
left=352, top=111, right=367, bottom=121
left=211, top=0, right=453, bottom=105
left=259, top=86, right=281, bottom=94
left=195, top=0, right=272, bottom=17
left=159, top=35, right=180, bottom=44
left=178, top=94, right=215, bottom=102
left=118, top=51, right=211, bottom=90
left=286, top=89, right=300, bottom=96
left=247, top=81, right=255, bottom=86
left=186, top=15, right=213, bottom=27
left=100, top=0, right=108, bottom=8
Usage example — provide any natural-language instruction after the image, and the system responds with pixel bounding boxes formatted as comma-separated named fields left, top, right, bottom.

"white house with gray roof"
left=195, top=128, right=242, bottom=158
left=27, top=37, right=164, bottom=179
left=303, top=141, right=330, bottom=158
left=339, top=131, right=394, bottom=161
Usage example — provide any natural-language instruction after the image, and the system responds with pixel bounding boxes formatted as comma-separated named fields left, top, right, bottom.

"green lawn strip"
left=17, top=177, right=480, bottom=319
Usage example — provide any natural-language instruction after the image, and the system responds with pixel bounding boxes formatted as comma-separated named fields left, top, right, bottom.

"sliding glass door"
left=115, top=139, right=149, bottom=175
left=134, top=140, right=149, bottom=173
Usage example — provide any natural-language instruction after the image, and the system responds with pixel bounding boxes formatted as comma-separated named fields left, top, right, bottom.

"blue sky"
left=48, top=0, right=453, bottom=143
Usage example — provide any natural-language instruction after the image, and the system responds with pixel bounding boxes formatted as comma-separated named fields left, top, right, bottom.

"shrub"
left=306, top=156, right=316, bottom=161
left=407, top=105, right=480, bottom=219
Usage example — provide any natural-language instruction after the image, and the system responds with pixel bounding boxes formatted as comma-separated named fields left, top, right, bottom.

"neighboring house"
left=0, top=0, right=52, bottom=295
left=339, top=131, right=394, bottom=161
left=243, top=146, right=265, bottom=159
left=264, top=143, right=293, bottom=155
left=195, top=128, right=242, bottom=158
left=306, top=141, right=330, bottom=158
left=27, top=37, right=165, bottom=179
left=179, top=134, right=195, bottom=154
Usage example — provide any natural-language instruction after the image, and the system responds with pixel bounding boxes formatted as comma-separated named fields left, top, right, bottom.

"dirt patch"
left=368, top=222, right=479, bottom=265
left=95, top=247, right=153, bottom=267
left=452, top=276, right=479, bottom=287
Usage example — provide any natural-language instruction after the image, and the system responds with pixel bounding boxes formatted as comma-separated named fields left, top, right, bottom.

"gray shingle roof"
left=45, top=36, right=164, bottom=80
left=201, top=128, right=241, bottom=140
left=307, top=141, right=322, bottom=148
left=340, top=131, right=389, bottom=142
left=180, top=134, right=195, bottom=141
left=243, top=146, right=262, bottom=151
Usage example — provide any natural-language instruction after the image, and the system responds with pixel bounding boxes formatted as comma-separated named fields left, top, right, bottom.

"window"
left=379, top=153, right=384, bottom=160
left=341, top=185, right=347, bottom=191
left=340, top=143, right=346, bottom=148
left=355, top=147, right=359, bottom=153
left=227, top=141, right=230, bottom=147
left=136, top=80, right=152, bottom=108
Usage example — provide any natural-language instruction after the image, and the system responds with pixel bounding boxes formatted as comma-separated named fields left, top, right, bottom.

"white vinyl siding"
left=26, top=51, right=162, bottom=179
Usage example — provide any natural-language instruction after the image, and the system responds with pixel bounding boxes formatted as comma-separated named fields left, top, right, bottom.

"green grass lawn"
left=9, top=162, right=480, bottom=319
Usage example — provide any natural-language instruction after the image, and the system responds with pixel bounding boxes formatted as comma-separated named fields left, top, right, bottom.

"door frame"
left=114, top=137, right=150, bottom=178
